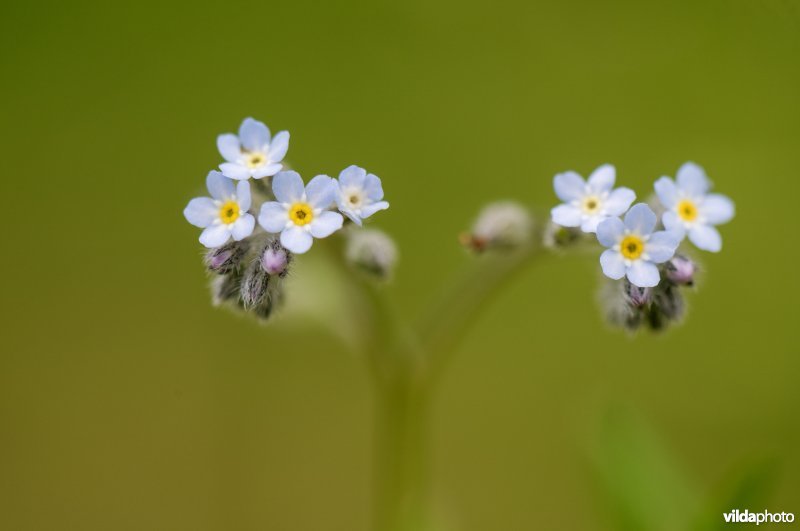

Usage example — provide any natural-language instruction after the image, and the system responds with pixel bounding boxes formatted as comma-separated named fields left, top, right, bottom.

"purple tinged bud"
left=204, top=240, right=249, bottom=274
left=625, top=281, right=653, bottom=308
left=665, top=254, right=696, bottom=286
left=260, top=240, right=292, bottom=278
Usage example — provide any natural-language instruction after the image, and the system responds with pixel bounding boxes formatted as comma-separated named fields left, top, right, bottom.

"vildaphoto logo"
left=724, top=509, right=795, bottom=525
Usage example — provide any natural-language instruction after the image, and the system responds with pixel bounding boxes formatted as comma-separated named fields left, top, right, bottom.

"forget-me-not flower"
left=335, top=165, right=389, bottom=225
left=597, top=203, right=681, bottom=288
left=654, top=162, right=734, bottom=252
left=258, top=171, right=344, bottom=254
left=551, top=164, right=636, bottom=233
left=184, top=171, right=255, bottom=248
left=217, top=117, right=290, bottom=180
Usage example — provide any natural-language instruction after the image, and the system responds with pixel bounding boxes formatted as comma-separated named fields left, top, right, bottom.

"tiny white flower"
left=597, top=203, right=681, bottom=288
left=184, top=171, right=256, bottom=248
left=335, top=165, right=389, bottom=225
left=654, top=162, right=734, bottom=252
left=216, top=117, right=290, bottom=180
left=258, top=171, right=344, bottom=254
left=550, top=164, right=636, bottom=233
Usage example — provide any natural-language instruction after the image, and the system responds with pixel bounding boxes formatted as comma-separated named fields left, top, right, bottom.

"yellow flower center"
left=619, top=235, right=644, bottom=260
left=677, top=199, right=698, bottom=221
left=246, top=152, right=266, bottom=168
left=581, top=195, right=601, bottom=214
left=289, top=202, right=314, bottom=226
left=219, top=200, right=240, bottom=225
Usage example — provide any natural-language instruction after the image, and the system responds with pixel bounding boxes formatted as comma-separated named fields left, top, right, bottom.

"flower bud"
left=261, top=240, right=292, bottom=277
left=240, top=259, right=270, bottom=309
left=624, top=280, right=652, bottom=308
left=664, top=254, right=697, bottom=286
left=542, top=219, right=582, bottom=249
left=345, top=229, right=398, bottom=280
left=211, top=272, right=242, bottom=306
left=204, top=239, right=250, bottom=274
left=462, top=202, right=533, bottom=252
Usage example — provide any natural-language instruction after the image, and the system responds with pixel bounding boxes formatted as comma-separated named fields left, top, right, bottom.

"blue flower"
left=257, top=171, right=344, bottom=254
left=183, top=171, right=255, bottom=248
left=654, top=162, right=734, bottom=252
left=597, top=203, right=681, bottom=288
left=216, top=117, right=290, bottom=180
left=550, top=164, right=636, bottom=233
left=334, top=165, right=389, bottom=225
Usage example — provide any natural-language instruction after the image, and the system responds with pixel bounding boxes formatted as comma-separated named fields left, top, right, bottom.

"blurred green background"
left=2, top=0, right=799, bottom=529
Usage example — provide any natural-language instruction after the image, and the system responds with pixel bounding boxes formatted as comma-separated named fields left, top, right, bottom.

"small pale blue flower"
left=597, top=203, right=681, bottom=288
left=258, top=171, right=344, bottom=254
left=550, top=164, right=636, bottom=233
left=654, top=162, right=734, bottom=252
left=217, top=117, right=290, bottom=180
left=184, top=171, right=255, bottom=248
left=334, top=165, right=389, bottom=225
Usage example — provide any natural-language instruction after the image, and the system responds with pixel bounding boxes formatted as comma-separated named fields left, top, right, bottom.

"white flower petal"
left=553, top=171, right=585, bottom=202
left=310, top=211, right=344, bottom=238
left=360, top=201, right=390, bottom=219
left=236, top=180, right=251, bottom=210
left=551, top=204, right=582, bottom=227
left=624, top=203, right=657, bottom=235
left=600, top=249, right=626, bottom=280
left=661, top=211, right=684, bottom=234
left=231, top=214, right=255, bottom=240
left=306, top=175, right=336, bottom=208
left=587, top=164, right=615, bottom=193
left=597, top=216, right=625, bottom=247
left=654, top=177, right=679, bottom=208
left=645, top=231, right=680, bottom=263
left=676, top=162, right=710, bottom=196
left=626, top=260, right=660, bottom=288
left=184, top=197, right=217, bottom=228
left=701, top=194, right=734, bottom=225
left=238, top=117, right=270, bottom=151
left=580, top=215, right=604, bottom=233
left=258, top=202, right=289, bottom=233
left=688, top=224, right=722, bottom=252
left=217, top=134, right=241, bottom=162
left=219, top=162, right=251, bottom=181
left=339, top=165, right=367, bottom=188
left=364, top=173, right=385, bottom=201
left=281, top=226, right=314, bottom=254
left=342, top=210, right=362, bottom=225
left=199, top=225, right=231, bottom=248
left=272, top=171, right=305, bottom=203
left=604, top=187, right=636, bottom=216
left=252, top=163, right=282, bottom=179
left=206, top=171, right=235, bottom=200
left=268, top=131, right=290, bottom=162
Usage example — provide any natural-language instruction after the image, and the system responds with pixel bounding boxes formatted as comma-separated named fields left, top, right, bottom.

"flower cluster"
left=550, top=162, right=735, bottom=331
left=183, top=117, right=393, bottom=320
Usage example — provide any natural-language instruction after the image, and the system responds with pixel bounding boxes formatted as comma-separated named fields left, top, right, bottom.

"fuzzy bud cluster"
left=603, top=254, right=697, bottom=332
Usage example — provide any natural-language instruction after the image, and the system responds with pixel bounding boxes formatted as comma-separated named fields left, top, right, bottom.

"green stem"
left=416, top=244, right=541, bottom=383
left=373, top=372, right=431, bottom=531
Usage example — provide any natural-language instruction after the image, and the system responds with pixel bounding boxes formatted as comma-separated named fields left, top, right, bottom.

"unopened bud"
left=261, top=240, right=292, bottom=277
left=211, top=272, right=242, bottom=306
left=205, top=239, right=249, bottom=274
left=542, top=219, right=582, bottom=249
left=346, top=229, right=398, bottom=280
left=462, top=202, right=533, bottom=252
left=624, top=280, right=652, bottom=308
left=241, top=259, right=270, bottom=309
left=664, top=254, right=697, bottom=286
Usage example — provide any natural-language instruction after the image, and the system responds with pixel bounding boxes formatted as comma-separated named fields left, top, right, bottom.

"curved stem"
left=416, top=244, right=543, bottom=383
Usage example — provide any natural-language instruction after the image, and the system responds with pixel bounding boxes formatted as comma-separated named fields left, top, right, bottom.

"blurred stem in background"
left=359, top=236, right=542, bottom=531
